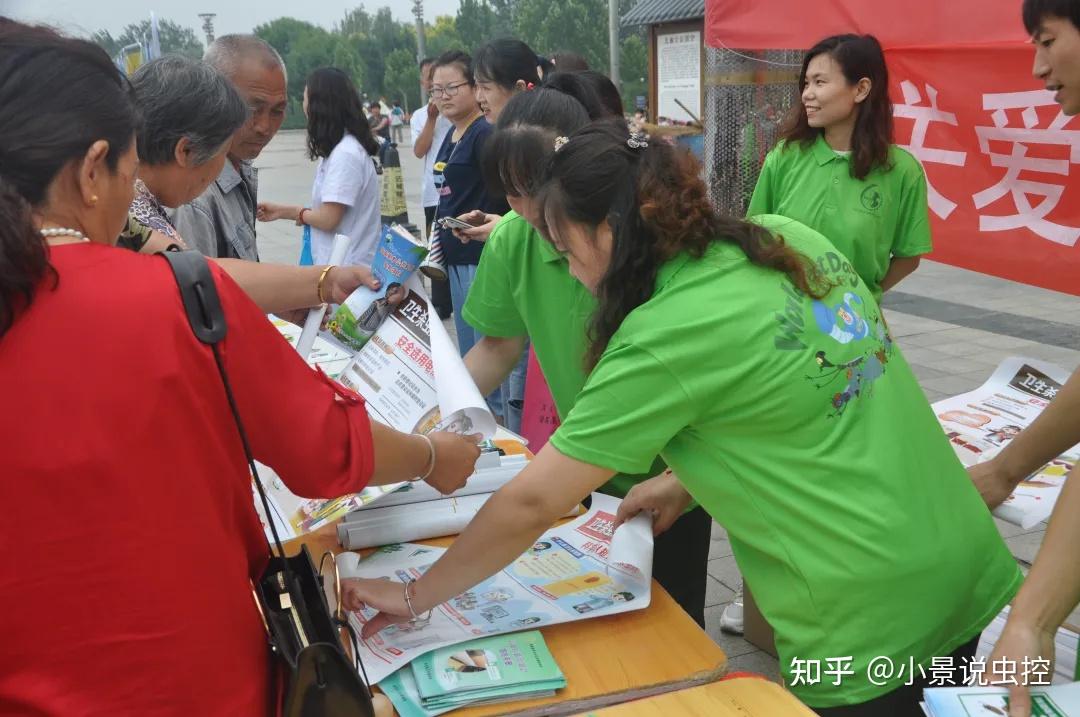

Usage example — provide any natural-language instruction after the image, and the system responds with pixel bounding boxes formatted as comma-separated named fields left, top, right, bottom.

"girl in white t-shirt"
left=257, top=67, right=382, bottom=267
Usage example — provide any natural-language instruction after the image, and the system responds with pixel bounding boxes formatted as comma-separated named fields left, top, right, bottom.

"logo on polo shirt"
left=860, top=184, right=883, bottom=212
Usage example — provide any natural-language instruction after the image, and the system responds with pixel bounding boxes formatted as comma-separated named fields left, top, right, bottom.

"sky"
left=1, top=0, right=463, bottom=40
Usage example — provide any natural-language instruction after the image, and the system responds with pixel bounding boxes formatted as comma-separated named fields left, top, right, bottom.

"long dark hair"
left=782, top=34, right=892, bottom=180
left=474, top=39, right=549, bottom=89
left=0, top=20, right=136, bottom=337
left=540, top=121, right=829, bottom=369
left=482, top=88, right=592, bottom=198
left=305, top=67, right=379, bottom=160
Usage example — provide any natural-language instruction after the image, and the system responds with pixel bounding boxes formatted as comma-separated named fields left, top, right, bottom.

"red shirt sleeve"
left=210, top=264, right=375, bottom=498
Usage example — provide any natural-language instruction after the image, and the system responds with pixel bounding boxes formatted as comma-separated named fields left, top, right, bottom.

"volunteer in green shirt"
left=462, top=87, right=713, bottom=627
left=343, top=122, right=1021, bottom=713
left=747, top=33, right=931, bottom=302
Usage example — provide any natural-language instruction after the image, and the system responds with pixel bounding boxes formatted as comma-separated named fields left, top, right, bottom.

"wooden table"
left=576, top=678, right=816, bottom=716
left=289, top=524, right=728, bottom=717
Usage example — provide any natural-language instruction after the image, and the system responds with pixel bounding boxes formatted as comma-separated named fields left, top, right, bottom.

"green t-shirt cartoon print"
left=551, top=214, right=1021, bottom=708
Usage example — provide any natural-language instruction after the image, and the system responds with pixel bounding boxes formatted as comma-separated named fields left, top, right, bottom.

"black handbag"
left=161, top=249, right=375, bottom=717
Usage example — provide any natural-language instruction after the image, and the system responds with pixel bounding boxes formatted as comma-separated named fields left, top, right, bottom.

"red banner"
left=705, top=0, right=1080, bottom=295
left=705, top=0, right=1027, bottom=50
left=889, top=45, right=1080, bottom=295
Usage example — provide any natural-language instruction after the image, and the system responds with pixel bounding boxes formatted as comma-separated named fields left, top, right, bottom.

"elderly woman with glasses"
left=124, top=55, right=379, bottom=316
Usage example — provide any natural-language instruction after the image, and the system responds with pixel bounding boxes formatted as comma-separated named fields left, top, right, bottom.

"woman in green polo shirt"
left=462, top=87, right=714, bottom=628
left=343, top=122, right=1021, bottom=714
left=748, top=34, right=931, bottom=302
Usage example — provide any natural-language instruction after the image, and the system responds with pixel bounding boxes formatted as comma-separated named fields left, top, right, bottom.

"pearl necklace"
left=40, top=227, right=90, bottom=243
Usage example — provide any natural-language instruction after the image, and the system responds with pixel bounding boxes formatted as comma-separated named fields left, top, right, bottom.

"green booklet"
left=379, top=631, right=565, bottom=716
left=379, top=670, right=450, bottom=717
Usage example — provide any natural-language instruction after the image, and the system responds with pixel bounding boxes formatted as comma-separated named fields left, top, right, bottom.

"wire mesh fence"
left=703, top=47, right=804, bottom=216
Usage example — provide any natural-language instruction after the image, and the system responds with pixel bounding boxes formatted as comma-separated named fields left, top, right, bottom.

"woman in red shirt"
left=0, top=22, right=481, bottom=716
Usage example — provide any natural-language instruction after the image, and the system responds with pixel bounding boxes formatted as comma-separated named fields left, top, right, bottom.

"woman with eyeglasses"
left=448, top=38, right=551, bottom=433
left=0, top=21, right=480, bottom=714
left=427, top=50, right=510, bottom=419
left=451, top=38, right=550, bottom=246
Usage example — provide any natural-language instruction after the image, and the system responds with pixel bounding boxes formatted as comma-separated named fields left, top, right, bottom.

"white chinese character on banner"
left=894, top=81, right=968, bottom=219
left=973, top=90, right=1080, bottom=246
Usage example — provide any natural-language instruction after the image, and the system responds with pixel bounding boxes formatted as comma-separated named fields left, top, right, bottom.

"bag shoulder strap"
left=161, top=249, right=227, bottom=345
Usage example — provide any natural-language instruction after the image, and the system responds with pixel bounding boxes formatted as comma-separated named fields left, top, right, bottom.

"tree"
left=512, top=0, right=608, bottom=72
left=424, top=16, right=464, bottom=58
left=91, top=18, right=203, bottom=60
left=620, top=34, right=648, bottom=112
left=90, top=30, right=122, bottom=58
left=489, top=0, right=517, bottom=37
left=255, top=17, right=322, bottom=65
left=256, top=18, right=364, bottom=129
left=384, top=48, right=421, bottom=112
left=367, top=8, right=413, bottom=98
left=337, top=6, right=373, bottom=37
left=457, top=0, right=501, bottom=51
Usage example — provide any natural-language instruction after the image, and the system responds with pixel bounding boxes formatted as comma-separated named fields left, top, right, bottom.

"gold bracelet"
left=316, top=265, right=335, bottom=304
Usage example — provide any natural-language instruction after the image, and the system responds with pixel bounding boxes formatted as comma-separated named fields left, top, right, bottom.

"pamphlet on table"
left=380, top=631, right=565, bottom=716
left=932, top=356, right=1077, bottom=528
left=342, top=492, right=654, bottom=685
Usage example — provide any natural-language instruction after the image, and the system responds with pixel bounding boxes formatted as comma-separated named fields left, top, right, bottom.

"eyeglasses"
left=430, top=81, right=470, bottom=99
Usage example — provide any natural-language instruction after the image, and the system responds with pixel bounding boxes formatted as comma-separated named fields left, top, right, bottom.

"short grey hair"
left=204, top=34, right=287, bottom=84
left=131, top=55, right=248, bottom=166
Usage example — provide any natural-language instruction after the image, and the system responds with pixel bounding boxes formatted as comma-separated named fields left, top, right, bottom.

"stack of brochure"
left=922, top=681, right=1080, bottom=716
left=379, top=631, right=566, bottom=716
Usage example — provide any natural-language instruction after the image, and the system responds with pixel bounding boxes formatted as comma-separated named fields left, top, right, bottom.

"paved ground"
left=253, top=129, right=1080, bottom=682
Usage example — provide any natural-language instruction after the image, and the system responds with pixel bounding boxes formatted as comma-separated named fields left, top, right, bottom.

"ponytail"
left=0, top=177, right=56, bottom=336
left=540, top=120, right=830, bottom=370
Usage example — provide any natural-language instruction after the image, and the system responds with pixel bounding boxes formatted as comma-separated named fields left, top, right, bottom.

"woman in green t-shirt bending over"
left=463, top=86, right=714, bottom=627
left=344, top=122, right=1021, bottom=714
